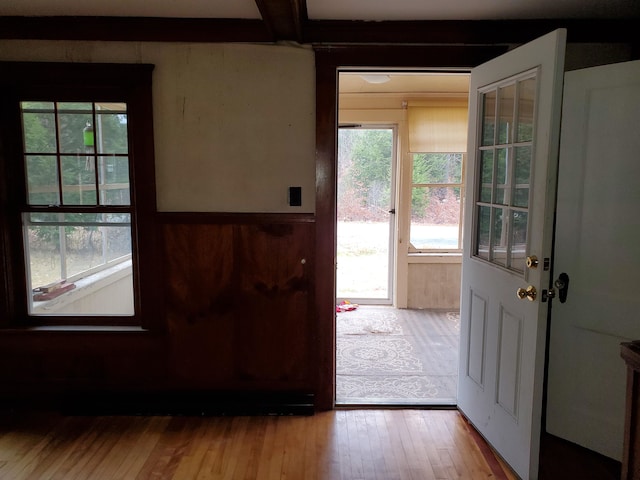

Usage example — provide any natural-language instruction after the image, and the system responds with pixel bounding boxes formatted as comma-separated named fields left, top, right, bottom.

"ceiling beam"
left=0, top=16, right=271, bottom=43
left=0, top=16, right=637, bottom=47
left=254, top=0, right=307, bottom=42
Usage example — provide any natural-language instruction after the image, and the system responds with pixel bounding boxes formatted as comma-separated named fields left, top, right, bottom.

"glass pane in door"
left=473, top=72, right=537, bottom=273
left=337, top=127, right=395, bottom=301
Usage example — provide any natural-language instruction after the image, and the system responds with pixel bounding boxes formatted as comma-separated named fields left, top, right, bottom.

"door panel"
left=546, top=60, right=640, bottom=461
left=458, top=29, right=566, bottom=479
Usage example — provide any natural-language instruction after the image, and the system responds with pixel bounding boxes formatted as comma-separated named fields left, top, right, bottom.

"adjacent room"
left=335, top=72, right=468, bottom=406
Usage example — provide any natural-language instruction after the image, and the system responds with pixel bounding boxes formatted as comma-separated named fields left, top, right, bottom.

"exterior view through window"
left=410, top=152, right=464, bottom=251
left=21, top=101, right=134, bottom=315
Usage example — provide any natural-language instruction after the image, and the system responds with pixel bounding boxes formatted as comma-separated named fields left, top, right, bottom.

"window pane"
left=413, top=153, right=462, bottom=184
left=494, top=148, right=509, bottom=205
left=479, top=150, right=493, bottom=203
left=510, top=211, right=528, bottom=273
left=481, top=91, right=496, bottom=146
left=97, top=113, right=128, bottom=154
left=26, top=224, right=63, bottom=289
left=63, top=225, right=130, bottom=278
left=514, top=146, right=531, bottom=207
left=25, top=213, right=134, bottom=316
left=517, top=78, right=536, bottom=142
left=475, top=206, right=491, bottom=260
left=491, top=207, right=507, bottom=267
left=57, top=102, right=93, bottom=111
left=410, top=186, right=460, bottom=249
left=98, top=156, right=131, bottom=205
left=497, top=84, right=515, bottom=145
left=61, top=156, right=97, bottom=205
left=21, top=111, right=57, bottom=153
left=58, top=112, right=93, bottom=154
left=25, top=155, right=60, bottom=205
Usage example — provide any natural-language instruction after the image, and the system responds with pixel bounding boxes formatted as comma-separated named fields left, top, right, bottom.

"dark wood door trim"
left=313, top=45, right=508, bottom=410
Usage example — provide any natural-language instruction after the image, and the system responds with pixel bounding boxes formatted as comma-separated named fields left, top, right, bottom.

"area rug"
left=336, top=375, right=438, bottom=400
left=336, top=336, right=422, bottom=374
left=336, top=308, right=403, bottom=335
left=336, top=306, right=460, bottom=403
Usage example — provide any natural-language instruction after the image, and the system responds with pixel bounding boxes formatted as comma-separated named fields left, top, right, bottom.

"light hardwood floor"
left=0, top=409, right=515, bottom=479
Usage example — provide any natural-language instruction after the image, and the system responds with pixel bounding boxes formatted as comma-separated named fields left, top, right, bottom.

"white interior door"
left=458, top=29, right=566, bottom=479
left=546, top=60, right=640, bottom=461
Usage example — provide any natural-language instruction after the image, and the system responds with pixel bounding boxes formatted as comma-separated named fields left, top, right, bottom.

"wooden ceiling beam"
left=0, top=16, right=637, bottom=47
left=0, top=16, right=271, bottom=43
left=254, top=0, right=307, bottom=42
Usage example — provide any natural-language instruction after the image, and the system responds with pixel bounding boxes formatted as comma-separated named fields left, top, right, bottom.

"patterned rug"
left=336, top=307, right=403, bottom=335
left=336, top=307, right=459, bottom=404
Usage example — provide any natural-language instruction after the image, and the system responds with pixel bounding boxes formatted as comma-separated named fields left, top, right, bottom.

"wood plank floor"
left=0, top=409, right=516, bottom=479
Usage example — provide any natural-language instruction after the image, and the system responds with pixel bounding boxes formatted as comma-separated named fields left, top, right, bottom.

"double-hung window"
left=410, top=152, right=464, bottom=252
left=407, top=102, right=468, bottom=253
left=0, top=62, right=158, bottom=327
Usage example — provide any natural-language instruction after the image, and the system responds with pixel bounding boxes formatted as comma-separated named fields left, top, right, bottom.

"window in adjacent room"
left=410, top=152, right=464, bottom=251
left=407, top=103, right=468, bottom=253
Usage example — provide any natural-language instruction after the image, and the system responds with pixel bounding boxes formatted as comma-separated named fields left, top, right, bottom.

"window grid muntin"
left=473, top=70, right=537, bottom=274
left=21, top=101, right=130, bottom=208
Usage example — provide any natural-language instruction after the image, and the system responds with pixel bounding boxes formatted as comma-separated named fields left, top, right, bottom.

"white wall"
left=0, top=40, right=316, bottom=213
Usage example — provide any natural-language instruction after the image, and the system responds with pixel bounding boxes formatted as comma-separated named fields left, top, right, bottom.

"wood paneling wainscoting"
left=0, top=212, right=317, bottom=413
left=159, top=213, right=316, bottom=394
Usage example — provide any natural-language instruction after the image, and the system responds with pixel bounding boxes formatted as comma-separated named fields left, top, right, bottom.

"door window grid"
left=474, top=72, right=537, bottom=274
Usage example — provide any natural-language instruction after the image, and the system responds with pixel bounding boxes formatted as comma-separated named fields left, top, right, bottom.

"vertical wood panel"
left=163, top=223, right=236, bottom=385
left=161, top=218, right=314, bottom=390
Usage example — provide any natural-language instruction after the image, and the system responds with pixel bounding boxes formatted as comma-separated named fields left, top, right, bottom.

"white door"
left=458, top=29, right=566, bottom=479
left=546, top=60, right=640, bottom=461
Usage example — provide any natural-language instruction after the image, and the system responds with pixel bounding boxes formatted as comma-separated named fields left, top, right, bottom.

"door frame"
left=313, top=45, right=509, bottom=410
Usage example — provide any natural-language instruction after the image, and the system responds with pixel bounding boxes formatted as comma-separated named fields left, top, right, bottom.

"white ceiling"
left=339, top=73, right=470, bottom=95
left=0, top=0, right=637, bottom=20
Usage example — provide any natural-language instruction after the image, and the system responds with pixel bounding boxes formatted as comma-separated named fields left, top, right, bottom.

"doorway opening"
left=335, top=70, right=469, bottom=406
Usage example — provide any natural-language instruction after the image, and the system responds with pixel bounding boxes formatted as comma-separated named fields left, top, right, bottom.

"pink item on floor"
left=336, top=300, right=359, bottom=312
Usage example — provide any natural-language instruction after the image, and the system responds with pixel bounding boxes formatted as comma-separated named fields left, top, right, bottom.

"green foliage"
left=338, top=128, right=393, bottom=221
left=411, top=153, right=462, bottom=224
left=21, top=102, right=130, bottom=252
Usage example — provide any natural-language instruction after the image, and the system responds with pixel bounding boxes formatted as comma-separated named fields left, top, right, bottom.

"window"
left=0, top=63, right=158, bottom=327
left=410, top=153, right=464, bottom=252
left=407, top=101, right=468, bottom=253
left=473, top=72, right=536, bottom=273
left=22, top=101, right=134, bottom=315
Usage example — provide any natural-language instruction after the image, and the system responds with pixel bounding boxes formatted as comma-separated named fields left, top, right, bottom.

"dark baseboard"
left=3, top=391, right=315, bottom=417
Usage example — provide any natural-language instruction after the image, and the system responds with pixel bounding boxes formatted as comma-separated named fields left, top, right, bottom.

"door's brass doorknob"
left=517, top=285, right=537, bottom=301
left=526, top=256, right=539, bottom=269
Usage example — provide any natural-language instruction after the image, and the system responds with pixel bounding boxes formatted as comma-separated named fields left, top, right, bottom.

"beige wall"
left=0, top=40, right=316, bottom=213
